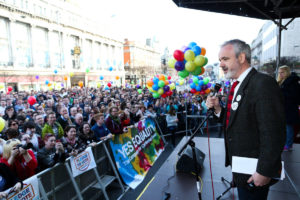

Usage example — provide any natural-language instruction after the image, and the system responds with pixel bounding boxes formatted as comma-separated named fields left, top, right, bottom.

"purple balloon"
left=136, top=84, right=140, bottom=88
left=163, top=85, right=170, bottom=92
left=207, top=83, right=212, bottom=88
left=198, top=76, right=203, bottom=80
left=175, top=61, right=185, bottom=71
left=189, top=78, right=193, bottom=84
left=61, top=83, right=64, bottom=87
left=183, top=47, right=191, bottom=53
left=168, top=80, right=172, bottom=84
left=225, top=81, right=230, bottom=86
left=181, top=45, right=188, bottom=51
left=35, top=75, right=39, bottom=80
left=202, top=85, right=208, bottom=90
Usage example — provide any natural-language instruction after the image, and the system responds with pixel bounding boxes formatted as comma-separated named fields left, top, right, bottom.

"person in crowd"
left=130, top=104, right=143, bottom=124
left=73, top=113, right=83, bottom=131
left=37, top=134, right=66, bottom=172
left=0, top=139, right=38, bottom=180
left=78, top=122, right=97, bottom=147
left=119, top=111, right=132, bottom=130
left=16, top=115, right=26, bottom=134
left=23, top=121, right=44, bottom=151
left=61, top=125, right=86, bottom=157
left=0, top=163, right=23, bottom=197
left=14, top=99, right=24, bottom=113
left=8, top=120, right=19, bottom=132
left=206, top=39, right=285, bottom=200
left=144, top=104, right=157, bottom=118
left=36, top=105, right=46, bottom=116
left=34, top=114, right=44, bottom=136
left=57, top=107, right=72, bottom=130
left=277, top=65, right=300, bottom=151
left=0, top=99, right=6, bottom=117
left=3, top=128, right=19, bottom=140
left=3, top=106, right=17, bottom=122
left=69, top=107, right=77, bottom=123
left=166, top=105, right=178, bottom=147
left=92, top=113, right=112, bottom=141
left=42, top=112, right=64, bottom=139
left=105, top=106, right=123, bottom=135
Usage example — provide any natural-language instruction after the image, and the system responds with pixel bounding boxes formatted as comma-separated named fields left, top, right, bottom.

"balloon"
left=193, top=77, right=199, bottom=84
left=158, top=80, right=165, bottom=88
left=192, top=45, right=201, bottom=56
left=158, top=74, right=165, bottom=81
left=203, top=77, right=210, bottom=84
left=78, top=81, right=84, bottom=87
left=190, top=89, right=197, bottom=94
left=54, top=69, right=58, bottom=74
left=7, top=86, right=13, bottom=92
left=167, top=58, right=176, bottom=68
left=97, top=82, right=101, bottom=88
left=173, top=50, right=184, bottom=61
left=203, top=57, right=208, bottom=66
left=184, top=50, right=195, bottom=61
left=164, top=80, right=169, bottom=86
left=138, top=89, right=142, bottom=94
left=199, top=80, right=204, bottom=86
left=61, top=83, right=64, bottom=87
left=153, top=77, right=159, bottom=84
left=105, top=86, right=109, bottom=90
left=175, top=61, right=185, bottom=71
left=47, top=83, right=52, bottom=87
left=207, top=83, right=212, bottom=88
left=205, top=88, right=211, bottom=94
left=107, top=82, right=112, bottom=87
left=0, top=117, right=5, bottom=132
left=179, top=79, right=184, bottom=85
left=200, top=67, right=205, bottom=75
left=147, top=80, right=154, bottom=87
left=109, top=66, right=113, bottom=71
left=35, top=75, right=39, bottom=80
left=196, top=85, right=201, bottom=91
left=181, top=45, right=188, bottom=51
left=63, top=76, right=68, bottom=81
left=200, top=48, right=206, bottom=56
left=28, top=96, right=36, bottom=106
left=100, top=75, right=104, bottom=80
left=178, top=70, right=189, bottom=78
left=136, top=84, right=140, bottom=88
left=161, top=94, right=167, bottom=98
left=116, top=76, right=120, bottom=80
left=153, top=92, right=160, bottom=99
left=191, top=67, right=202, bottom=76
left=158, top=88, right=164, bottom=95
left=152, top=84, right=159, bottom=91
left=86, top=68, right=90, bottom=73
left=194, top=55, right=205, bottom=66
left=188, top=42, right=197, bottom=48
left=169, top=83, right=176, bottom=90
left=185, top=61, right=196, bottom=72
left=70, top=72, right=74, bottom=77
left=167, top=76, right=171, bottom=80
left=163, top=85, right=170, bottom=92
left=198, top=76, right=203, bottom=80
left=190, top=83, right=196, bottom=89
left=0, top=85, right=3, bottom=89
left=45, top=80, right=49, bottom=85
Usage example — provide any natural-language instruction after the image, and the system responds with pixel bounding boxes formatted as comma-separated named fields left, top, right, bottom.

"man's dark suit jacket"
left=219, top=68, right=286, bottom=187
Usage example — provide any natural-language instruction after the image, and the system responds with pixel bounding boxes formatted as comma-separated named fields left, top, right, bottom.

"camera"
left=16, top=142, right=33, bottom=150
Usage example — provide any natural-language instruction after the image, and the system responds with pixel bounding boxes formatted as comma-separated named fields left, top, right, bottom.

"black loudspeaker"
left=176, top=146, right=205, bottom=174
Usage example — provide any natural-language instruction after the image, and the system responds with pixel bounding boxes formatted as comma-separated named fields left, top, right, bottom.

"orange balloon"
left=164, top=80, right=169, bottom=85
left=64, top=76, right=68, bottom=81
left=116, top=76, right=120, bottom=80
left=205, top=88, right=211, bottom=94
left=147, top=79, right=154, bottom=87
left=47, top=83, right=52, bottom=87
left=78, top=81, right=84, bottom=87
left=200, top=67, right=205, bottom=75
left=158, top=74, right=165, bottom=81
left=200, top=48, right=206, bottom=56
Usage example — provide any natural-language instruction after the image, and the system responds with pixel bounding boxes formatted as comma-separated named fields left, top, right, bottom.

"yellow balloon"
left=0, top=117, right=5, bottom=132
left=49, top=87, right=53, bottom=91
left=170, top=83, right=175, bottom=90
left=53, top=82, right=57, bottom=86
left=0, top=85, right=4, bottom=89
left=184, top=50, right=195, bottom=61
left=158, top=88, right=164, bottom=95
left=149, top=88, right=154, bottom=92
left=179, top=80, right=184, bottom=85
left=70, top=72, right=74, bottom=77
left=97, top=83, right=101, bottom=88
left=194, top=55, right=205, bottom=67
left=167, top=58, right=176, bottom=68
left=185, top=61, right=196, bottom=72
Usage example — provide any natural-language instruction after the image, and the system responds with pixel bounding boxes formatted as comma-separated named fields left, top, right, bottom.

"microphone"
left=208, top=83, right=222, bottom=112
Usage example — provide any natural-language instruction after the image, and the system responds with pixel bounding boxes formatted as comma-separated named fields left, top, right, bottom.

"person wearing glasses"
left=3, top=106, right=17, bottom=122
left=0, top=139, right=38, bottom=180
left=42, top=112, right=64, bottom=139
left=105, top=106, right=123, bottom=135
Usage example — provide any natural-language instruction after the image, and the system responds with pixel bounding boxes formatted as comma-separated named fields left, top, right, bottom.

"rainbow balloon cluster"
left=146, top=75, right=176, bottom=98
left=168, top=42, right=208, bottom=78
left=189, top=76, right=212, bottom=95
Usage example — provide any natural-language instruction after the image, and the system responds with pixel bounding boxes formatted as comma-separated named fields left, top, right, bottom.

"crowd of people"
left=0, top=63, right=298, bottom=198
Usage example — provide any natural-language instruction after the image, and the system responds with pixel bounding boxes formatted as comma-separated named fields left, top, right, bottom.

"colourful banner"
left=110, top=117, right=164, bottom=189
left=70, top=147, right=97, bottom=177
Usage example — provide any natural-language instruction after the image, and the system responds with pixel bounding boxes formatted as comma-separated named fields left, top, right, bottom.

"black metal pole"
left=190, top=140, right=202, bottom=200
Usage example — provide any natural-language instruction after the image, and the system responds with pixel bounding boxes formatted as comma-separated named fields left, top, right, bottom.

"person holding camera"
left=0, top=163, right=23, bottom=198
left=0, top=139, right=38, bottom=180
left=61, top=125, right=86, bottom=157
left=37, top=134, right=66, bottom=172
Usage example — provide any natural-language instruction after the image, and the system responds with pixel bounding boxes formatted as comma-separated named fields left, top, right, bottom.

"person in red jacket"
left=0, top=139, right=38, bottom=180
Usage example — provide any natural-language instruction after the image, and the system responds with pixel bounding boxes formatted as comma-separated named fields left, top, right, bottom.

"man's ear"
left=238, top=52, right=246, bottom=64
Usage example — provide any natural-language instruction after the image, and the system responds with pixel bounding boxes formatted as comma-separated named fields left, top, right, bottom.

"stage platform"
left=138, top=137, right=300, bottom=200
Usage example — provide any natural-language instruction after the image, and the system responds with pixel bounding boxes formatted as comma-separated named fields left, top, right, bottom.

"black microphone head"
left=214, top=83, right=221, bottom=93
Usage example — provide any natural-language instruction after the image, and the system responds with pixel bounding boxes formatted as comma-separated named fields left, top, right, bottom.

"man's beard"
left=224, top=68, right=237, bottom=80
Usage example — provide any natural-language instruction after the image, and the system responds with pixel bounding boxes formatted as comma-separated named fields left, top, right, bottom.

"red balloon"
left=107, top=83, right=112, bottom=87
left=161, top=94, right=167, bottom=98
left=6, top=92, right=10, bottom=95
left=28, top=96, right=36, bottom=106
left=167, top=76, right=171, bottom=80
left=173, top=50, right=184, bottom=61
left=7, top=86, right=13, bottom=92
left=200, top=91, right=205, bottom=95
left=166, top=91, right=173, bottom=96
left=191, top=89, right=196, bottom=94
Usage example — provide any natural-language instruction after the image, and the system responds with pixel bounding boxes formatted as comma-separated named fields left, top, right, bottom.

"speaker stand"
left=216, top=177, right=236, bottom=200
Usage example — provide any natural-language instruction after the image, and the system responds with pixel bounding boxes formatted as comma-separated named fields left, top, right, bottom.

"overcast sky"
left=80, top=0, right=266, bottom=64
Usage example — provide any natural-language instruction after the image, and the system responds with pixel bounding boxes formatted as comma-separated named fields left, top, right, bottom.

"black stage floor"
left=137, top=137, right=300, bottom=200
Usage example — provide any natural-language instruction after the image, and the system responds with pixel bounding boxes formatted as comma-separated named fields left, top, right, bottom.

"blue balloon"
left=175, top=61, right=185, bottom=71
left=54, top=69, right=58, bottom=74
left=152, top=84, right=159, bottom=91
left=198, top=76, right=203, bottom=80
left=153, top=77, right=159, bottom=84
left=196, top=85, right=201, bottom=91
left=192, top=46, right=201, bottom=56
left=190, top=83, right=196, bottom=89
left=99, top=76, right=104, bottom=80
left=105, top=86, right=109, bottom=90
left=199, top=80, right=204, bottom=86
left=45, top=80, right=49, bottom=85
left=109, top=66, right=113, bottom=71
left=188, top=42, right=197, bottom=48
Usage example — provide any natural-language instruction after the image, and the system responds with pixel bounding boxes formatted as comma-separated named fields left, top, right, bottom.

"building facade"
left=0, top=0, right=125, bottom=92
left=251, top=18, right=300, bottom=71
left=123, top=39, right=161, bottom=86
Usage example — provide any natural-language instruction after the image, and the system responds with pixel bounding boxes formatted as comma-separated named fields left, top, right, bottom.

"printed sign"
left=70, top=147, right=97, bottom=177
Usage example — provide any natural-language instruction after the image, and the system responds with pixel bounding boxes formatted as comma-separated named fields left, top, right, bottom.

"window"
left=0, top=18, right=12, bottom=66
left=83, top=39, right=93, bottom=70
left=49, top=31, right=63, bottom=68
left=32, top=27, right=49, bottom=68
left=94, top=42, right=101, bottom=70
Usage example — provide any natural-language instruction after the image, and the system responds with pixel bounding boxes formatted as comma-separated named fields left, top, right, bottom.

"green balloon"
left=191, top=67, right=202, bottom=76
left=193, top=77, right=198, bottom=84
left=203, top=57, right=208, bottom=66
left=138, top=89, right=142, bottom=94
left=203, top=77, right=210, bottom=84
left=158, top=80, right=165, bottom=87
left=153, top=92, right=160, bottom=98
left=178, top=70, right=189, bottom=78
left=86, top=68, right=90, bottom=73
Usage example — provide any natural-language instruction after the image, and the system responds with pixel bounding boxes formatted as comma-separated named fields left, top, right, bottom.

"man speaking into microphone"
left=206, top=39, right=285, bottom=200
